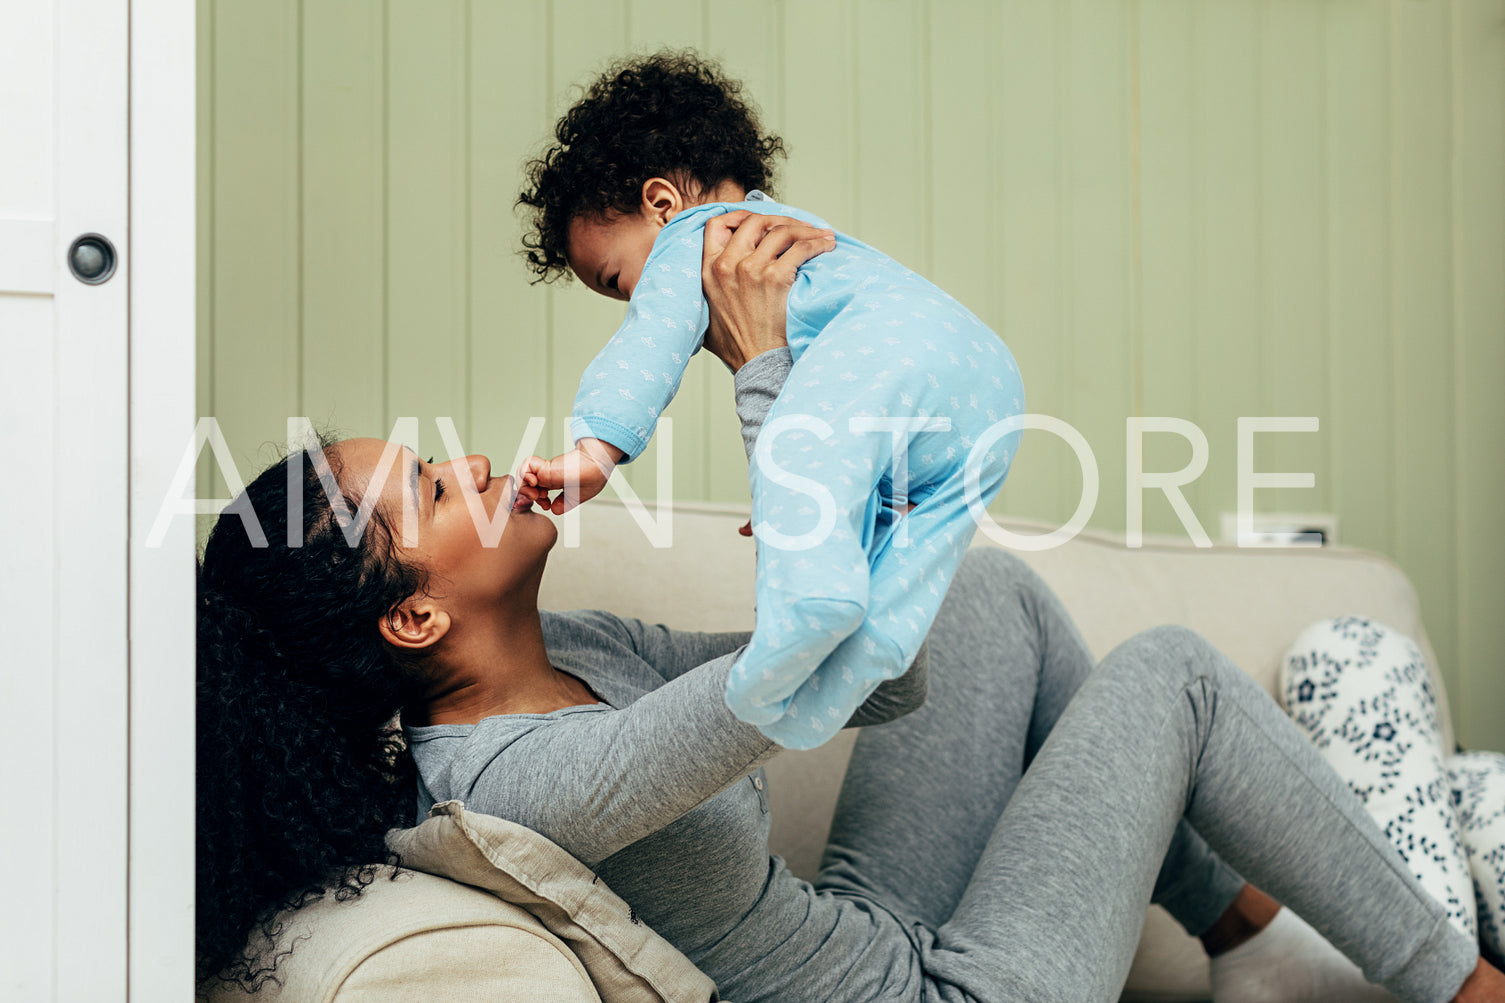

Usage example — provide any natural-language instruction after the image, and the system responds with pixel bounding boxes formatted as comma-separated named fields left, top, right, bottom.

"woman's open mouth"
left=497, top=474, right=535, bottom=513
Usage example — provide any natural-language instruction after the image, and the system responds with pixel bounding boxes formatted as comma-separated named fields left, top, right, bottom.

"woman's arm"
left=732, top=345, right=793, bottom=461
left=453, top=649, right=777, bottom=867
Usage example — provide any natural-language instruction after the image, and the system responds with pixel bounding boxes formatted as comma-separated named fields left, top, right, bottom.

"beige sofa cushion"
left=388, top=801, right=719, bottom=1003
left=202, top=867, right=600, bottom=1003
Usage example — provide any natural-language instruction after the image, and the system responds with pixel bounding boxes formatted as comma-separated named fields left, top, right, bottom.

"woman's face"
left=331, top=437, right=557, bottom=610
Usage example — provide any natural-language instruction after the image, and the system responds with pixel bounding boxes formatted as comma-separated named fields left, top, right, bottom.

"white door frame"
left=128, top=2, right=198, bottom=998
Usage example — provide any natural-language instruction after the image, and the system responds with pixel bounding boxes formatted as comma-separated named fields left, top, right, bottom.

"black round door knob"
left=68, top=233, right=117, bottom=285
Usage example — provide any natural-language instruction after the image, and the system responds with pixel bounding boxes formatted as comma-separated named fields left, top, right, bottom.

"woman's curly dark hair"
left=196, top=437, right=428, bottom=992
left=518, top=49, right=786, bottom=283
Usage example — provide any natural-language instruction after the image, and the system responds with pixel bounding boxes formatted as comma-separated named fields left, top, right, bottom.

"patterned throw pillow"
left=1280, top=617, right=1477, bottom=941
left=1447, top=751, right=1505, bottom=961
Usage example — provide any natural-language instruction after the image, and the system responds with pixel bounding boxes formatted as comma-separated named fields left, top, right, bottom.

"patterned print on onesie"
left=1448, top=750, right=1505, bottom=960
left=1280, top=616, right=1477, bottom=941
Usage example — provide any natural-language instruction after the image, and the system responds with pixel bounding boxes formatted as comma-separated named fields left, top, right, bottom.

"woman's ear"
left=641, top=177, right=685, bottom=227
left=378, top=601, right=451, bottom=653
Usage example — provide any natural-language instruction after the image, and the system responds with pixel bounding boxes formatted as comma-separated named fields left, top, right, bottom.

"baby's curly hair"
left=518, top=49, right=785, bottom=283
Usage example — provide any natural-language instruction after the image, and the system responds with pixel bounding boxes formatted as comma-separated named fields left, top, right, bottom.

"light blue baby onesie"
left=570, top=192, right=1024, bottom=749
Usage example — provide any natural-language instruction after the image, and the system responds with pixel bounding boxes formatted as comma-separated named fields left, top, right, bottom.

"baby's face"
left=566, top=210, right=663, bottom=302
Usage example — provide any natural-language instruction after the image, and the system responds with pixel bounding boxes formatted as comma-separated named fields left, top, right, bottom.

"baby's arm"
left=569, top=217, right=713, bottom=463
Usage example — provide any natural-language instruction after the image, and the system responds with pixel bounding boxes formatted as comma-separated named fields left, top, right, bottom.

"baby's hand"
left=520, top=439, right=624, bottom=515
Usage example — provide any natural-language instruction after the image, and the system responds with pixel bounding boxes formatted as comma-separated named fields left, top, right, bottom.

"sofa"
left=211, top=499, right=1452, bottom=1002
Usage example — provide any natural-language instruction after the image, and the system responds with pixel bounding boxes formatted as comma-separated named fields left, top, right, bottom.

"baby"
left=518, top=51, right=1024, bottom=750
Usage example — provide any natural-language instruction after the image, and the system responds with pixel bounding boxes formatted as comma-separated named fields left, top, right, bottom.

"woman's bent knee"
left=1101, top=624, right=1227, bottom=691
left=952, top=546, right=1053, bottom=611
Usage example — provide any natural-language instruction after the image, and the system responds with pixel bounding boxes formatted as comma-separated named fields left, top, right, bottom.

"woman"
left=196, top=213, right=1504, bottom=1002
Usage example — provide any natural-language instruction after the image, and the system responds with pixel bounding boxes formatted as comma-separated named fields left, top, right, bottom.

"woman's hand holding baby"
left=525, top=214, right=834, bottom=522
left=520, top=438, right=626, bottom=515
left=701, top=210, right=835, bottom=373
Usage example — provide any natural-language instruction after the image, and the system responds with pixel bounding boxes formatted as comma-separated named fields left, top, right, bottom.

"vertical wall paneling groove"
left=1261, top=1, right=1328, bottom=518
left=990, top=0, right=1063, bottom=528
left=1193, top=1, right=1263, bottom=548
left=1136, top=0, right=1199, bottom=537
left=853, top=0, right=925, bottom=265
left=469, top=0, right=550, bottom=475
left=1323, top=0, right=1393, bottom=559
left=780, top=0, right=856, bottom=230
left=195, top=0, right=215, bottom=542
left=196, top=0, right=1505, bottom=752
left=381, top=0, right=391, bottom=433
left=1449, top=0, right=1505, bottom=748
left=386, top=0, right=469, bottom=464
left=1066, top=0, right=1133, bottom=539
left=302, top=0, right=386, bottom=442
left=463, top=1, right=474, bottom=457
left=1391, top=0, right=1459, bottom=705
left=210, top=0, right=301, bottom=494
left=927, top=0, right=990, bottom=317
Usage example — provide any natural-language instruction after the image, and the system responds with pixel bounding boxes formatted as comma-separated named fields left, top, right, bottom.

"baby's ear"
left=641, top=177, right=684, bottom=225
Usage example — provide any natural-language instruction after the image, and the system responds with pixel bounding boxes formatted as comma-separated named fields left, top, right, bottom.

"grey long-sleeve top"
left=406, top=348, right=929, bottom=1002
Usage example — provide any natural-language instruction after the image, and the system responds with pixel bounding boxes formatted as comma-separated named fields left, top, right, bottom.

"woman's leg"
left=816, top=547, right=1245, bottom=938
left=917, top=623, right=1478, bottom=1003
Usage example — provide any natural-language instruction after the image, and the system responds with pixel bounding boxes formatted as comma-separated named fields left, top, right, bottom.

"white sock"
left=1209, top=907, right=1397, bottom=1003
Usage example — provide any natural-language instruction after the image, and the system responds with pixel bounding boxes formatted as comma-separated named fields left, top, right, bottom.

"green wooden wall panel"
left=927, top=0, right=993, bottom=329
left=627, top=0, right=704, bottom=51
left=1136, top=0, right=1200, bottom=536
left=853, top=0, right=928, bottom=270
left=1391, top=0, right=1460, bottom=706
left=210, top=0, right=301, bottom=496
left=1450, top=0, right=1505, bottom=750
left=1190, top=0, right=1262, bottom=550
left=302, top=0, right=386, bottom=441
left=1323, top=0, right=1393, bottom=555
left=1064, top=0, right=1133, bottom=540
left=468, top=0, right=551, bottom=473
left=781, top=0, right=857, bottom=230
left=989, top=0, right=1065, bottom=533
left=1260, top=0, right=1329, bottom=518
left=196, top=0, right=1505, bottom=751
left=386, top=0, right=469, bottom=464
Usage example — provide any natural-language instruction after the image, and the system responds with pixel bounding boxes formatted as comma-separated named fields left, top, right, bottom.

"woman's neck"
left=411, top=606, right=600, bottom=726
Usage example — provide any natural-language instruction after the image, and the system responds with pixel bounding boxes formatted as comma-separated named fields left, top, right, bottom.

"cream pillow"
left=387, top=801, right=721, bottom=1003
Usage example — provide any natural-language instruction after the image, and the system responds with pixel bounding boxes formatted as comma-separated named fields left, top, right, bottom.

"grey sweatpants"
left=815, top=547, right=1479, bottom=1003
